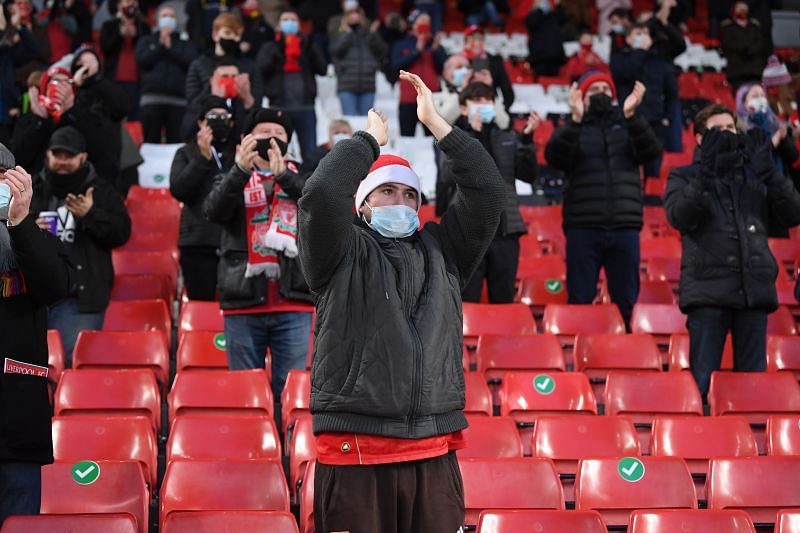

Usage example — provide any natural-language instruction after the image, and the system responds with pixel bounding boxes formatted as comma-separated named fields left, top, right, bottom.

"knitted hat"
left=198, top=95, right=230, bottom=119
left=465, top=25, right=484, bottom=39
left=355, top=155, right=421, bottom=210
left=762, top=55, right=791, bottom=88
left=241, top=107, right=294, bottom=139
left=578, top=70, right=617, bottom=99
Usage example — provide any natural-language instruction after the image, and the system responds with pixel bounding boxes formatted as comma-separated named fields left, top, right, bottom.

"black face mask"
left=255, top=137, right=289, bottom=161
left=122, top=4, right=137, bottom=18
left=587, top=93, right=613, bottom=117
left=46, top=165, right=89, bottom=199
left=218, top=37, right=240, bottom=56
left=206, top=116, right=233, bottom=144
left=349, top=22, right=361, bottom=30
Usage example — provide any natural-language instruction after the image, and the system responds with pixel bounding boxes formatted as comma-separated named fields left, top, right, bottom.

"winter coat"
left=330, top=25, right=387, bottom=94
left=135, top=30, right=197, bottom=97
left=255, top=33, right=327, bottom=107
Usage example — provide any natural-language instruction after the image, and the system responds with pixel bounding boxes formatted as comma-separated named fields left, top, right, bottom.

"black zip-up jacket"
left=546, top=109, right=662, bottom=231
left=330, top=25, right=387, bottom=94
left=665, top=130, right=800, bottom=312
left=203, top=161, right=311, bottom=308
left=255, top=33, right=327, bottom=107
left=135, top=30, right=198, bottom=98
left=1, top=216, right=71, bottom=464
left=30, top=164, right=131, bottom=313
left=299, top=128, right=505, bottom=438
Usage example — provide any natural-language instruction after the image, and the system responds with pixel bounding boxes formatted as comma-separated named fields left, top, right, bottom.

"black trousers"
left=179, top=246, right=219, bottom=301
left=686, top=306, right=768, bottom=397
left=398, top=103, right=432, bottom=137
left=141, top=103, right=186, bottom=144
left=314, top=451, right=465, bottom=533
left=462, top=235, right=520, bottom=304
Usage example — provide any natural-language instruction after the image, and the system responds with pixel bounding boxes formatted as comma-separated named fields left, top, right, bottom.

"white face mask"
left=331, top=133, right=351, bottom=145
left=747, top=96, right=769, bottom=113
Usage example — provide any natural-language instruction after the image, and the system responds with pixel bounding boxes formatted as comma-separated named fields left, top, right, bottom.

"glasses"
left=206, top=112, right=232, bottom=121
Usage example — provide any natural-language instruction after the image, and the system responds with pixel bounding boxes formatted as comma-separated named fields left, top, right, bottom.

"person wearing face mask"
left=300, top=118, right=353, bottom=175
left=546, top=71, right=661, bottom=330
left=298, top=70, right=504, bottom=533
left=720, top=2, right=765, bottom=92
left=235, top=0, right=274, bottom=59
left=99, top=0, right=149, bottom=120
left=439, top=81, right=538, bottom=303
left=665, top=104, right=800, bottom=398
left=170, top=96, right=233, bottom=301
left=203, top=107, right=313, bottom=400
left=564, top=30, right=609, bottom=83
left=525, top=0, right=567, bottom=77
left=0, top=144, right=71, bottom=527
left=638, top=3, right=686, bottom=62
left=135, top=5, right=198, bottom=144
left=256, top=10, right=327, bottom=161
left=597, top=0, right=631, bottom=37
left=28, top=127, right=131, bottom=366
left=606, top=6, right=632, bottom=55
left=462, top=25, right=514, bottom=113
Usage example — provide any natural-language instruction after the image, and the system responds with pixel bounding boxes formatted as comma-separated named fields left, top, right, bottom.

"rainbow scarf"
left=1, top=269, right=27, bottom=298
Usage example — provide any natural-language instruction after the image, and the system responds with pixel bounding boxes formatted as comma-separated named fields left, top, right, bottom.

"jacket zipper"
left=396, top=240, right=424, bottom=436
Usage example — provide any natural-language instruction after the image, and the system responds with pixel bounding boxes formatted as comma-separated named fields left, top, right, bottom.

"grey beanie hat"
left=0, top=142, right=14, bottom=170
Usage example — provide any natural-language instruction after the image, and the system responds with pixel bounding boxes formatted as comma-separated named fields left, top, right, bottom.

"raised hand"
left=28, top=86, right=48, bottom=119
left=623, top=81, right=646, bottom=119
left=398, top=70, right=451, bottom=139
left=268, top=138, right=287, bottom=175
left=236, top=134, right=258, bottom=170
left=365, top=108, right=389, bottom=147
left=568, top=82, right=584, bottom=123
left=197, top=125, right=213, bottom=160
left=3, top=166, right=33, bottom=225
left=65, top=187, right=94, bottom=219
left=523, top=111, right=542, bottom=136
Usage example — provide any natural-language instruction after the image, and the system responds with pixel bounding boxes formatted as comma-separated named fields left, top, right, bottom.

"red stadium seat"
left=767, top=335, right=800, bottom=379
left=542, top=304, right=625, bottom=342
left=650, top=416, right=757, bottom=500
left=575, top=457, right=697, bottom=529
left=465, top=371, right=493, bottom=416
left=604, top=371, right=703, bottom=452
left=117, top=231, right=179, bottom=261
left=476, top=334, right=565, bottom=383
left=668, top=333, right=734, bottom=372
left=630, top=304, right=687, bottom=347
left=777, top=510, right=800, bottom=533
left=645, top=256, right=681, bottom=284
left=532, top=415, right=639, bottom=503
left=769, top=238, right=800, bottom=269
left=129, top=212, right=179, bottom=244
left=460, top=415, right=523, bottom=458
left=162, top=511, right=300, bottom=533
left=47, top=329, right=65, bottom=385
left=463, top=303, right=537, bottom=350
left=777, top=280, right=800, bottom=310
left=640, top=237, right=681, bottom=262
left=52, top=415, right=158, bottom=489
left=124, top=121, right=144, bottom=146
left=765, top=415, right=800, bottom=455
left=126, top=185, right=177, bottom=204
left=73, top=330, right=169, bottom=390
left=281, top=369, right=311, bottom=439
left=476, top=509, right=606, bottom=533
left=628, top=509, right=756, bottom=533
left=168, top=370, right=273, bottom=423
left=515, top=255, right=566, bottom=281
left=768, top=306, right=798, bottom=336
left=518, top=232, right=544, bottom=259
left=643, top=206, right=668, bottom=235
left=41, top=461, right=148, bottom=533
left=517, top=277, right=568, bottom=314
left=289, top=415, right=317, bottom=503
left=160, top=459, right=289, bottom=531
left=167, top=414, right=280, bottom=462
left=0, top=514, right=138, bottom=533
left=299, top=461, right=315, bottom=533
left=527, top=218, right=565, bottom=255
left=175, top=330, right=228, bottom=371
left=178, top=300, right=224, bottom=337
left=574, top=334, right=662, bottom=401
left=519, top=205, right=561, bottom=227
left=460, top=457, right=564, bottom=528
left=707, top=456, right=800, bottom=528
left=102, top=299, right=171, bottom=344
left=54, top=369, right=161, bottom=432
left=112, top=274, right=174, bottom=303
left=112, top=251, right=179, bottom=296
left=636, top=280, right=676, bottom=304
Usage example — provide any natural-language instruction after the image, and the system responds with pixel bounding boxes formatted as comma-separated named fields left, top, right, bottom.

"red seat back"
left=0, top=514, right=138, bottom=533
left=47, top=329, right=65, bottom=385
left=112, top=274, right=174, bottom=303
left=630, top=304, right=687, bottom=338
left=168, top=370, right=273, bottom=423
left=628, top=509, right=755, bottom=533
left=574, top=334, right=662, bottom=375
left=460, top=415, right=523, bottom=458
left=515, top=255, right=566, bottom=281
left=112, top=252, right=179, bottom=296
left=768, top=306, right=798, bottom=335
left=465, top=371, right=493, bottom=416
left=708, top=371, right=800, bottom=421
left=161, top=511, right=300, bottom=533
left=768, top=335, right=800, bottom=375
left=289, top=415, right=317, bottom=501
left=645, top=256, right=681, bottom=283
left=281, top=370, right=310, bottom=437
left=73, top=330, right=169, bottom=389
left=463, top=303, right=537, bottom=344
left=102, top=299, right=171, bottom=344
left=476, top=509, right=606, bottom=533
left=476, top=334, right=565, bottom=381
left=542, top=304, right=625, bottom=339
left=777, top=510, right=800, bottom=533
left=167, top=414, right=280, bottom=462
left=765, top=415, right=800, bottom=455
left=175, top=330, right=228, bottom=371
left=178, top=300, right=224, bottom=337
left=499, top=371, right=597, bottom=422
left=636, top=280, right=676, bottom=304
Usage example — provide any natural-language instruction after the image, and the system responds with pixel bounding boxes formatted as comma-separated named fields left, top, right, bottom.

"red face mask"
left=416, top=22, right=431, bottom=35
left=580, top=42, right=592, bottom=51
left=218, top=76, right=239, bottom=99
left=16, top=2, right=32, bottom=20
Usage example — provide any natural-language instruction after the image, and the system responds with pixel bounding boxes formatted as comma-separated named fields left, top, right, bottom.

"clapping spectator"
left=100, top=0, right=149, bottom=120
left=462, top=25, right=514, bottom=113
left=607, top=7, right=632, bottom=55
left=564, top=30, right=609, bottom=82
left=402, top=0, right=445, bottom=34
left=135, top=4, right=198, bottom=143
left=638, top=1, right=686, bottom=61
left=434, top=53, right=509, bottom=128
left=256, top=10, right=327, bottom=160
left=525, top=0, right=567, bottom=77
left=597, top=0, right=631, bottom=37
left=720, top=1, right=765, bottom=91
left=236, top=0, right=275, bottom=59
left=35, top=0, right=91, bottom=62
left=7, top=0, right=50, bottom=89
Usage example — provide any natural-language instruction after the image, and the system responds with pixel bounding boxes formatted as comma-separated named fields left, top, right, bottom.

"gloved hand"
left=700, top=127, right=740, bottom=173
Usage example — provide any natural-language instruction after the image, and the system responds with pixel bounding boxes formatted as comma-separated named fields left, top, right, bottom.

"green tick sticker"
left=154, top=174, right=165, bottom=184
left=544, top=279, right=563, bottom=294
left=213, top=333, right=227, bottom=351
left=71, top=460, right=100, bottom=485
left=533, top=374, right=555, bottom=395
left=617, top=457, right=645, bottom=483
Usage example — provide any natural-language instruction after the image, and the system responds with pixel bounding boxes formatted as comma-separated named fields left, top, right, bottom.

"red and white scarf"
left=243, top=168, right=299, bottom=279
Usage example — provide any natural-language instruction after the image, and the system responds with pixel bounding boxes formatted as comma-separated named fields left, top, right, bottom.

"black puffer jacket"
left=255, top=33, right=327, bottom=107
left=611, top=47, right=678, bottom=125
left=665, top=131, right=800, bottom=311
left=299, top=127, right=505, bottom=439
left=135, top=31, right=198, bottom=98
left=330, top=25, right=387, bottom=94
left=545, top=109, right=662, bottom=230
left=720, top=18, right=765, bottom=85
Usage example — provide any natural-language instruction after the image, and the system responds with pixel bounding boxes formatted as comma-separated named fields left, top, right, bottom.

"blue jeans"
left=224, top=311, right=312, bottom=398
left=48, top=297, right=105, bottom=368
left=687, top=307, right=767, bottom=397
left=283, top=108, right=317, bottom=163
left=338, top=92, right=375, bottom=116
left=0, top=462, right=41, bottom=526
left=465, top=1, right=503, bottom=28
left=565, top=228, right=640, bottom=330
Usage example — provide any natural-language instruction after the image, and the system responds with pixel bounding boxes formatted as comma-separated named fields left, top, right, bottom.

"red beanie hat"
left=578, top=70, right=616, bottom=99
left=355, top=154, right=421, bottom=210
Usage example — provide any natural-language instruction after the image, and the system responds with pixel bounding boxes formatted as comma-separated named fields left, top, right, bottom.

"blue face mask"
left=453, top=66, right=470, bottom=87
left=0, top=183, right=10, bottom=215
left=158, top=15, right=177, bottom=31
left=611, top=23, right=624, bottom=33
left=365, top=203, right=419, bottom=238
left=539, top=1, right=550, bottom=13
left=471, top=103, right=496, bottom=124
left=633, top=35, right=643, bottom=49
left=331, top=133, right=350, bottom=145
left=281, top=19, right=299, bottom=35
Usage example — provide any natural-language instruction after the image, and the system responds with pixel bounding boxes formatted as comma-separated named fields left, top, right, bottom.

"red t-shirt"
left=116, top=36, right=139, bottom=82
left=316, top=431, right=466, bottom=466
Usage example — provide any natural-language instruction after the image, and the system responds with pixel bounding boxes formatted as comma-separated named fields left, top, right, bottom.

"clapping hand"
left=523, top=111, right=542, bottom=136
left=65, top=187, right=94, bottom=219
left=567, top=82, right=584, bottom=123
left=623, top=81, right=646, bottom=119
left=399, top=70, right=452, bottom=139
left=365, top=108, right=389, bottom=147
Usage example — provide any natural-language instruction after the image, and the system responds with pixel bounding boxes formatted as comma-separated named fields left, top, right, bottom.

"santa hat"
left=355, top=155, right=421, bottom=211
left=762, top=55, right=791, bottom=88
left=578, top=70, right=617, bottom=99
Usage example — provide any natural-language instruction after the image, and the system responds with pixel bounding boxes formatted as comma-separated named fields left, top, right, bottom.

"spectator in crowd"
left=546, top=72, right=660, bottom=329
left=525, top=0, right=567, bottom=77
left=563, top=30, right=609, bottom=82
left=203, top=107, right=312, bottom=399
left=440, top=82, right=538, bottom=303
left=0, top=146, right=71, bottom=527
left=638, top=1, right=686, bottom=61
left=607, top=7, right=632, bottom=55
left=402, top=0, right=445, bottom=34
left=29, top=127, right=131, bottom=364
left=35, top=0, right=91, bottom=62
left=170, top=96, right=233, bottom=301
left=762, top=55, right=796, bottom=122
left=0, top=4, right=39, bottom=144
left=185, top=13, right=262, bottom=114
left=330, top=3, right=387, bottom=116
left=391, top=10, right=446, bottom=135
left=135, top=4, right=198, bottom=144
left=434, top=53, right=510, bottom=128
left=184, top=0, right=229, bottom=52
left=8, top=0, right=51, bottom=89
left=664, top=104, right=800, bottom=397
left=562, top=0, right=592, bottom=32
left=708, top=0, right=734, bottom=39
left=299, top=71, right=504, bottom=532
left=293, top=0, right=341, bottom=64
left=458, top=0, right=507, bottom=30
left=462, top=25, right=514, bottom=113
left=12, top=51, right=130, bottom=186
left=377, top=10, right=407, bottom=84
left=300, top=118, right=352, bottom=175
left=597, top=0, right=631, bottom=37
left=720, top=1, right=765, bottom=91
left=236, top=0, right=275, bottom=59
left=611, top=22, right=677, bottom=179
left=256, top=10, right=327, bottom=161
